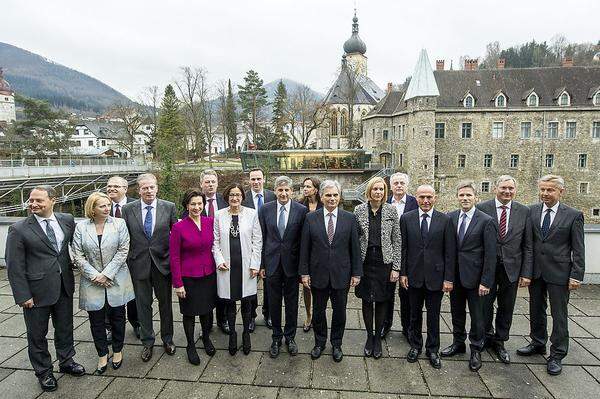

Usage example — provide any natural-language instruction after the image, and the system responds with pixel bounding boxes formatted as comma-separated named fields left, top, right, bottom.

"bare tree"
left=550, top=35, right=569, bottom=60
left=200, top=84, right=217, bottom=166
left=106, top=103, right=146, bottom=158
left=338, top=59, right=362, bottom=149
left=287, top=85, right=328, bottom=148
left=175, top=66, right=207, bottom=161
left=138, top=85, right=161, bottom=157
left=481, top=41, right=501, bottom=69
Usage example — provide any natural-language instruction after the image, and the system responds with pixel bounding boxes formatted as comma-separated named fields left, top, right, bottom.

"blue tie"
left=458, top=213, right=467, bottom=245
left=421, top=213, right=429, bottom=242
left=541, top=209, right=552, bottom=238
left=278, top=205, right=286, bottom=239
left=144, top=205, right=153, bottom=239
left=257, top=193, right=263, bottom=211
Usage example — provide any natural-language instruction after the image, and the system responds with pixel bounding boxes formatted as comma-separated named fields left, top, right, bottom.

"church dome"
left=0, top=69, right=13, bottom=95
left=343, top=14, right=367, bottom=55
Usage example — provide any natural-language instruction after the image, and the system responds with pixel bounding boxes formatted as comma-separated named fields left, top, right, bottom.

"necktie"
left=208, top=199, right=215, bottom=218
left=144, top=205, right=153, bottom=239
left=541, top=208, right=552, bottom=238
left=458, top=213, right=467, bottom=245
left=114, top=204, right=121, bottom=218
left=421, top=213, right=429, bottom=242
left=257, top=193, right=263, bottom=211
left=44, top=219, right=59, bottom=253
left=498, top=206, right=507, bottom=239
left=278, top=206, right=286, bottom=239
left=327, top=212, right=334, bottom=244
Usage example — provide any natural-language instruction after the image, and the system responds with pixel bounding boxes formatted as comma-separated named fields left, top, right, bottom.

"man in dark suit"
left=299, top=179, right=362, bottom=362
left=6, top=186, right=85, bottom=392
left=242, top=167, right=276, bottom=331
left=106, top=175, right=139, bottom=339
left=199, top=169, right=229, bottom=334
left=517, top=174, right=585, bottom=376
left=476, top=175, right=533, bottom=364
left=400, top=185, right=455, bottom=369
left=383, top=172, right=418, bottom=339
left=441, top=180, right=496, bottom=372
left=121, top=173, right=178, bottom=362
left=259, top=176, right=308, bottom=358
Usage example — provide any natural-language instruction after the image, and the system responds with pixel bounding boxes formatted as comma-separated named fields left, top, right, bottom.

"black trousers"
left=267, top=265, right=299, bottom=341
left=383, top=283, right=410, bottom=334
left=132, top=262, right=174, bottom=347
left=485, top=263, right=518, bottom=345
left=23, top=282, right=75, bottom=378
left=105, top=298, right=138, bottom=331
left=408, top=287, right=443, bottom=354
left=225, top=297, right=253, bottom=333
left=449, top=282, right=485, bottom=352
left=528, top=278, right=570, bottom=360
left=312, top=286, right=348, bottom=348
left=89, top=303, right=126, bottom=356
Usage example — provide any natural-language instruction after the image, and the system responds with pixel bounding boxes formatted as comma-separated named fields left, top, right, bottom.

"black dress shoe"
left=372, top=337, right=383, bottom=359
left=186, top=345, right=201, bottom=365
left=364, top=335, right=374, bottom=357
left=95, top=364, right=107, bottom=375
left=380, top=323, right=391, bottom=339
left=242, top=332, right=251, bottom=355
left=428, top=352, right=442, bottom=369
left=547, top=357, right=562, bottom=376
left=248, top=318, right=256, bottom=333
left=332, top=346, right=343, bottom=362
left=220, top=322, right=230, bottom=335
left=133, top=325, right=141, bottom=339
left=440, top=343, right=466, bottom=357
left=39, top=373, right=58, bottom=392
left=494, top=345, right=511, bottom=364
left=310, top=345, right=324, bottom=360
left=59, top=361, right=86, bottom=376
left=203, top=337, right=216, bottom=356
left=270, top=340, right=281, bottom=358
left=111, top=358, right=123, bottom=370
left=517, top=343, right=546, bottom=356
left=265, top=317, right=272, bottom=329
left=407, top=348, right=420, bottom=363
left=141, top=346, right=153, bottom=362
left=469, top=351, right=482, bottom=372
left=163, top=342, right=176, bottom=355
left=229, top=332, right=238, bottom=355
left=286, top=339, right=298, bottom=356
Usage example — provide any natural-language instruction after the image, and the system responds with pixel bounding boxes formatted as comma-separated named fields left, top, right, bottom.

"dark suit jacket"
left=201, top=193, right=228, bottom=216
left=259, top=200, right=308, bottom=278
left=298, top=208, right=362, bottom=290
left=242, top=189, right=276, bottom=210
left=448, top=208, right=497, bottom=289
left=529, top=202, right=585, bottom=285
left=111, top=196, right=135, bottom=217
left=387, top=194, right=418, bottom=214
left=477, top=199, right=533, bottom=282
left=121, top=199, right=178, bottom=280
left=6, top=213, right=76, bottom=307
left=400, top=209, right=456, bottom=291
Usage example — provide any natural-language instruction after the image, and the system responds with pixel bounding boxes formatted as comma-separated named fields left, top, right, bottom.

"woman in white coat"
left=213, top=183, right=262, bottom=355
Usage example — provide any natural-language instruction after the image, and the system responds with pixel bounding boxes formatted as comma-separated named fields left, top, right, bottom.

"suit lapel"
left=531, top=203, right=543, bottom=237
left=55, top=213, right=71, bottom=252
left=85, top=219, right=99, bottom=248
left=282, top=202, right=295, bottom=240
left=545, top=204, right=566, bottom=240
left=317, top=208, right=330, bottom=245
left=27, top=215, right=57, bottom=253
left=132, top=201, right=146, bottom=235
left=461, top=210, right=478, bottom=247
left=425, top=211, right=440, bottom=246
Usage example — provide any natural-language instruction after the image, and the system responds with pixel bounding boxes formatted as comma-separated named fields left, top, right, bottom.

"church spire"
left=404, top=49, right=440, bottom=101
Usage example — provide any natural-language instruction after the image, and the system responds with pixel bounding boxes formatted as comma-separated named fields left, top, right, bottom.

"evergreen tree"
left=225, top=79, right=238, bottom=152
left=156, top=84, right=183, bottom=207
left=269, top=80, right=289, bottom=149
left=237, top=70, right=268, bottom=147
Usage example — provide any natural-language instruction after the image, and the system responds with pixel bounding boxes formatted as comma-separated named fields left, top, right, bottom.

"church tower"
left=0, top=68, right=16, bottom=124
left=343, top=11, right=368, bottom=75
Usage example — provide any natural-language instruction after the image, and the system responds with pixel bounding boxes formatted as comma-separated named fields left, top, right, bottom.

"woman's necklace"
left=230, top=220, right=239, bottom=237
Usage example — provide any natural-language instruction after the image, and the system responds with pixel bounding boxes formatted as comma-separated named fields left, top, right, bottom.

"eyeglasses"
left=107, top=185, right=126, bottom=189
left=228, top=193, right=243, bottom=198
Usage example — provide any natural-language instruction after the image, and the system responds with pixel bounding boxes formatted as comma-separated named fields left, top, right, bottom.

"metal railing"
left=0, top=158, right=140, bottom=168
left=342, top=167, right=395, bottom=202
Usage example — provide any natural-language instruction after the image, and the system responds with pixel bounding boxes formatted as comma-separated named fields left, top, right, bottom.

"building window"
left=559, top=92, right=570, bottom=106
left=593, top=208, right=600, bottom=217
left=579, top=182, right=589, bottom=194
left=594, top=92, right=600, bottom=106
left=547, top=122, right=558, bottom=138
left=492, top=122, right=504, bottom=139
left=481, top=181, right=491, bottom=193
left=495, top=94, right=506, bottom=107
left=383, top=129, right=389, bottom=141
left=340, top=112, right=347, bottom=136
left=593, top=122, right=600, bottom=138
left=578, top=153, right=588, bottom=168
left=565, top=121, right=577, bottom=138
left=510, top=154, right=519, bottom=168
left=464, top=94, right=475, bottom=108
left=101, top=140, right=106, bottom=146
left=461, top=123, right=472, bottom=139
left=545, top=154, right=554, bottom=168
left=371, top=128, right=375, bottom=141
left=392, top=126, right=396, bottom=139
left=483, top=154, right=493, bottom=168
left=330, top=113, right=338, bottom=136
left=520, top=122, right=531, bottom=139
left=88, top=140, right=94, bottom=147
left=398, top=153, right=404, bottom=167
left=399, top=125, right=406, bottom=140
left=527, top=93, right=539, bottom=107
left=435, top=123, right=445, bottom=139
left=433, top=181, right=441, bottom=192
left=434, top=155, right=439, bottom=168
left=458, top=154, right=466, bottom=168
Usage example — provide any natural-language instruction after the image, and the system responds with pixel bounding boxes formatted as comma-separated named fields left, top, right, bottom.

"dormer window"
left=527, top=92, right=539, bottom=107
left=495, top=93, right=506, bottom=107
left=594, top=92, right=600, bottom=106
left=464, top=94, right=475, bottom=108
left=559, top=91, right=570, bottom=106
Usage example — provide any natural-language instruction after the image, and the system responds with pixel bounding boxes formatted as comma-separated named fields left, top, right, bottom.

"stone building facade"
left=363, top=51, right=600, bottom=221
left=0, top=69, right=16, bottom=124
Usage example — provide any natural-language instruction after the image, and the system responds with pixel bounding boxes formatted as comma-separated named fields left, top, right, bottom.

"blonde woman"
left=72, top=192, right=134, bottom=374
left=353, top=177, right=401, bottom=359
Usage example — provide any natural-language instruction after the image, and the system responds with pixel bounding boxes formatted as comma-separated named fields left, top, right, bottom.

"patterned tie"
left=327, top=212, right=334, bottom=244
left=541, top=208, right=552, bottom=238
left=421, top=213, right=429, bottom=242
left=144, top=205, right=153, bottom=239
left=208, top=198, right=215, bottom=218
left=114, top=204, right=121, bottom=218
left=44, top=219, right=59, bottom=253
left=278, top=206, right=286, bottom=239
left=458, top=213, right=467, bottom=245
left=498, top=206, right=507, bottom=239
left=257, top=193, right=263, bottom=211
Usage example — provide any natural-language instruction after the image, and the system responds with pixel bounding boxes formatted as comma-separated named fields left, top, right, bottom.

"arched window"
left=330, top=112, right=338, bottom=136
left=559, top=92, right=570, bottom=106
left=464, top=94, right=475, bottom=108
left=527, top=92, right=539, bottom=107
left=594, top=92, right=600, bottom=106
left=340, top=111, right=347, bottom=136
left=495, top=93, right=506, bottom=107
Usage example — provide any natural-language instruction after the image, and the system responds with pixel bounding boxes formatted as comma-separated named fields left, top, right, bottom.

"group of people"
left=4, top=168, right=585, bottom=392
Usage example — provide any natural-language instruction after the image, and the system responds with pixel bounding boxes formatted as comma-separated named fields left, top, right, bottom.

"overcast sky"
left=3, top=0, right=599, bottom=100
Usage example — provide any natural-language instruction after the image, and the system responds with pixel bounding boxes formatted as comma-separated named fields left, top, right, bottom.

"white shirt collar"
left=205, top=193, right=217, bottom=201
left=392, top=194, right=407, bottom=204
left=253, top=190, right=264, bottom=199
left=277, top=201, right=291, bottom=213
left=461, top=206, right=476, bottom=218
left=34, top=213, right=56, bottom=223
left=113, top=197, right=127, bottom=208
left=141, top=198, right=157, bottom=210
left=495, top=198, right=511, bottom=209
left=324, top=207, right=338, bottom=218
left=542, top=201, right=560, bottom=213
left=418, top=208, right=434, bottom=218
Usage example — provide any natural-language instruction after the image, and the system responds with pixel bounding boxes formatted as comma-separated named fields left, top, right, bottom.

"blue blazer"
left=387, top=194, right=418, bottom=214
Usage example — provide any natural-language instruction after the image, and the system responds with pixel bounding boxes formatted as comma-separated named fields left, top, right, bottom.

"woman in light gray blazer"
left=72, top=192, right=134, bottom=374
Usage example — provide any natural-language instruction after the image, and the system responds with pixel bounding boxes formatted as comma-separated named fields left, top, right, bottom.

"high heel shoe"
left=111, top=352, right=123, bottom=370
left=373, top=337, right=383, bottom=359
left=228, top=331, right=238, bottom=356
left=364, top=335, right=374, bottom=357
left=95, top=356, right=108, bottom=375
left=242, top=332, right=251, bottom=355
left=303, top=319, right=312, bottom=333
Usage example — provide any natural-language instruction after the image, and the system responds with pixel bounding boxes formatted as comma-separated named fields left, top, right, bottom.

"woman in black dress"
left=354, top=177, right=401, bottom=359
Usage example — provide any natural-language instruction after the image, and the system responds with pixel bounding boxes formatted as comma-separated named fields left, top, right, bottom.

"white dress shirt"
left=251, top=190, right=265, bottom=210
left=418, top=208, right=434, bottom=229
left=277, top=200, right=291, bottom=229
left=34, top=213, right=65, bottom=251
left=495, top=198, right=512, bottom=228
left=112, top=197, right=127, bottom=217
left=323, top=207, right=339, bottom=236
left=457, top=206, right=476, bottom=234
left=391, top=194, right=407, bottom=218
left=141, top=198, right=158, bottom=234
left=541, top=201, right=560, bottom=228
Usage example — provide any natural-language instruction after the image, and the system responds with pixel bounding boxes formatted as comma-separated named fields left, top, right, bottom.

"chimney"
left=562, top=57, right=574, bottom=67
left=464, top=59, right=479, bottom=71
left=497, top=58, right=506, bottom=69
left=436, top=60, right=445, bottom=71
left=387, top=82, right=393, bottom=93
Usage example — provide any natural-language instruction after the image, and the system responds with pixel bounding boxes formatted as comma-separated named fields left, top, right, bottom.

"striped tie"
left=499, top=206, right=507, bottom=239
left=327, top=213, right=334, bottom=244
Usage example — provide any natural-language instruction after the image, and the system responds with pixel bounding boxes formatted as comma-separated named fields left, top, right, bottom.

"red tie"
left=208, top=199, right=215, bottom=218
left=499, top=206, right=507, bottom=239
left=114, top=204, right=121, bottom=218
